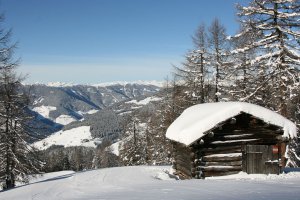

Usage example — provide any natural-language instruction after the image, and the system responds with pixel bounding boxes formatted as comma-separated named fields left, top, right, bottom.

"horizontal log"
left=203, top=170, right=241, bottom=177
left=213, top=128, right=283, bottom=136
left=206, top=133, right=282, bottom=142
left=199, top=145, right=242, bottom=154
left=202, top=155, right=242, bottom=162
left=202, top=148, right=241, bottom=156
left=203, top=153, right=242, bottom=158
left=203, top=138, right=280, bottom=147
left=214, top=134, right=254, bottom=140
left=201, top=166, right=242, bottom=172
left=209, top=139, right=259, bottom=145
left=201, top=161, right=242, bottom=166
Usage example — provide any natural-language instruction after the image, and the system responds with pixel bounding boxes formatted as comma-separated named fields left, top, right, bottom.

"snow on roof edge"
left=166, top=102, right=297, bottom=146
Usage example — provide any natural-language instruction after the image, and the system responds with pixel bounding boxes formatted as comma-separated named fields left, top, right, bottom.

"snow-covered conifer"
left=0, top=14, right=41, bottom=189
left=208, top=18, right=231, bottom=102
left=234, top=0, right=300, bottom=116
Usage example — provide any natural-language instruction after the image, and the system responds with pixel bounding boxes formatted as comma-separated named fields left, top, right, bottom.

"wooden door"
left=243, top=145, right=280, bottom=174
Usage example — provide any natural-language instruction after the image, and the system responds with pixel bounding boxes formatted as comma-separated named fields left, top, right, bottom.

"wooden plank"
left=246, top=145, right=264, bottom=174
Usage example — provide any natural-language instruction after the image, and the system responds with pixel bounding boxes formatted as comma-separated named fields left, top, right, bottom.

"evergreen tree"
left=0, top=14, right=41, bottom=189
left=119, top=115, right=147, bottom=166
left=228, top=25, right=265, bottom=104
left=0, top=67, right=41, bottom=189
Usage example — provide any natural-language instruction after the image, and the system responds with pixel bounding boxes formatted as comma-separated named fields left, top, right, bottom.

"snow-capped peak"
left=92, top=80, right=164, bottom=88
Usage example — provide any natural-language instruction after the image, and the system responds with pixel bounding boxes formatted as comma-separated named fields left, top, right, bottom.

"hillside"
left=1, top=166, right=300, bottom=200
left=27, top=81, right=163, bottom=141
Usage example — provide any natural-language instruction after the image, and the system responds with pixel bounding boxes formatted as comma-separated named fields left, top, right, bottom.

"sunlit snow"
left=1, top=166, right=300, bottom=200
left=34, top=126, right=95, bottom=150
left=55, top=115, right=77, bottom=125
left=126, top=96, right=162, bottom=105
left=32, top=105, right=57, bottom=119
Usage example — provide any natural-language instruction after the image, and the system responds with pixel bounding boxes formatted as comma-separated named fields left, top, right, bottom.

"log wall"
left=173, top=113, right=287, bottom=179
left=172, top=142, right=194, bottom=179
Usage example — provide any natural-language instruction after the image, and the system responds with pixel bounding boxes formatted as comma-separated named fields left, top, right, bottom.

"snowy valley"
left=28, top=81, right=163, bottom=149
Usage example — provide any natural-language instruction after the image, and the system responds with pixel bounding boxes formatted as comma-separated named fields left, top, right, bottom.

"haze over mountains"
left=27, top=81, right=164, bottom=149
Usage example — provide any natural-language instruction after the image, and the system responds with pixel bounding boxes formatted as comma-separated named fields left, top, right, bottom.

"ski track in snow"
left=1, top=166, right=300, bottom=200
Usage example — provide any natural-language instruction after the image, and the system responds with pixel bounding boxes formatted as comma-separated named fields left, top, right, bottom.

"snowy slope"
left=126, top=96, right=162, bottom=105
left=34, top=126, right=96, bottom=149
left=55, top=115, right=77, bottom=125
left=32, top=106, right=57, bottom=119
left=1, top=166, right=300, bottom=200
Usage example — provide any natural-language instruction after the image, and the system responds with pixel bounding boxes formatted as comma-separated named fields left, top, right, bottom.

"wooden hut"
left=166, top=102, right=297, bottom=179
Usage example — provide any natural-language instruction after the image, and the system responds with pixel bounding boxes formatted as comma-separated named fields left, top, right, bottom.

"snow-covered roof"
left=166, top=102, right=297, bottom=146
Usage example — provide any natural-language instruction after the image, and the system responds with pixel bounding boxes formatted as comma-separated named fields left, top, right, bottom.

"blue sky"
left=2, top=0, right=246, bottom=84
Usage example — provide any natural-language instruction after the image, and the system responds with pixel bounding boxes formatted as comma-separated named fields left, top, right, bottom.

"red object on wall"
left=273, top=145, right=279, bottom=154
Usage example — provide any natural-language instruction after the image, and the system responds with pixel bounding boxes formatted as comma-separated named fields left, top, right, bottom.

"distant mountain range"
left=27, top=81, right=164, bottom=149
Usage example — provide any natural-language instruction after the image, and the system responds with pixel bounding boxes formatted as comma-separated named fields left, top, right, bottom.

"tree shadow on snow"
left=0, top=172, right=75, bottom=193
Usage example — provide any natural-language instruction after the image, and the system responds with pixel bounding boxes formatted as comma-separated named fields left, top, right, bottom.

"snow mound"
left=166, top=102, right=297, bottom=146
left=34, top=126, right=95, bottom=150
left=32, top=105, right=56, bottom=119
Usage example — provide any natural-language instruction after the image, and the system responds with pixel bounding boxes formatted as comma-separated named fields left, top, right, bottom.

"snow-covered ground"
left=32, top=105, right=57, bottom=119
left=55, top=114, right=77, bottom=125
left=1, top=166, right=300, bottom=200
left=126, top=96, right=162, bottom=105
left=77, top=109, right=99, bottom=115
left=34, top=126, right=96, bottom=149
